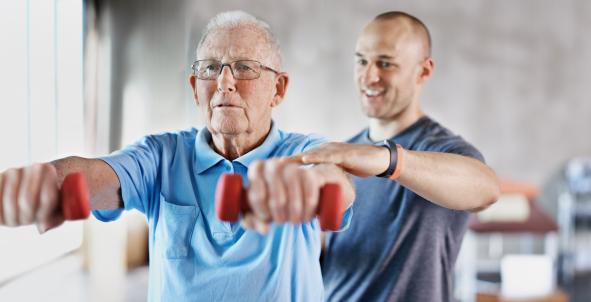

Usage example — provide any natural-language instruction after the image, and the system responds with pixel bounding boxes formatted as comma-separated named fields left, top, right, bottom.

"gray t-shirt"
left=322, top=116, right=484, bottom=302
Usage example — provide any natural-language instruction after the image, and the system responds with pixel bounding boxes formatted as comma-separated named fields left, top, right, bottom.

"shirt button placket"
left=222, top=161, right=234, bottom=232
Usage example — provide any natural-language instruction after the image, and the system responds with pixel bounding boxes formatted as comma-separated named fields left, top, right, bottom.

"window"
left=0, top=0, right=84, bottom=284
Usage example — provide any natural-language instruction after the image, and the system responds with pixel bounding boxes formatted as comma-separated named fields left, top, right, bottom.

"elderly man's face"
left=190, top=26, right=285, bottom=138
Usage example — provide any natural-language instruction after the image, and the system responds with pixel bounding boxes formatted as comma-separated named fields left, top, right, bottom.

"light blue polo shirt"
left=93, top=122, right=351, bottom=302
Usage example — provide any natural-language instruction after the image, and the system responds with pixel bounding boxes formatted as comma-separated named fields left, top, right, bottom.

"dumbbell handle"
left=60, top=172, right=91, bottom=220
left=215, top=173, right=345, bottom=231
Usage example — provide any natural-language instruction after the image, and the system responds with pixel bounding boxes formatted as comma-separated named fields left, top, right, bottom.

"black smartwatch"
left=376, top=139, right=398, bottom=178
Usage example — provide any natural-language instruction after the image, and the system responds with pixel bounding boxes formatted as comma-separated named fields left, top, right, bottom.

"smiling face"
left=189, top=26, right=287, bottom=140
left=354, top=19, right=431, bottom=121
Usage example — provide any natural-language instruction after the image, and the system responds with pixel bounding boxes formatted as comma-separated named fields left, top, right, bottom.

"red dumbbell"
left=60, top=172, right=91, bottom=220
left=215, top=173, right=345, bottom=231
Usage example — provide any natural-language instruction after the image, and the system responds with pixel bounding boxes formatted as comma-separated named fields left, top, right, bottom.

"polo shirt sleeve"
left=302, top=135, right=353, bottom=232
left=300, top=133, right=328, bottom=151
left=92, top=135, right=162, bottom=222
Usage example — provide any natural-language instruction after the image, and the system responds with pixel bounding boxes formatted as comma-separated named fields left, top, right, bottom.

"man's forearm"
left=298, top=143, right=499, bottom=211
left=398, top=150, right=499, bottom=211
left=52, top=156, right=123, bottom=210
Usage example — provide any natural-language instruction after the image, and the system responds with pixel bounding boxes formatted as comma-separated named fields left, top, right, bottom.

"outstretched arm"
left=0, top=157, right=122, bottom=232
left=295, top=142, right=499, bottom=212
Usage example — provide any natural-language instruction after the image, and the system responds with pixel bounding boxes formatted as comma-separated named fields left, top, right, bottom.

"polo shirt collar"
left=235, top=121, right=281, bottom=168
left=194, top=121, right=281, bottom=174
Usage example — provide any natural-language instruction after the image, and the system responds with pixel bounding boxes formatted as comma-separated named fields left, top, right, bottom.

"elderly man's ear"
left=189, top=75, right=199, bottom=104
left=271, top=73, right=289, bottom=107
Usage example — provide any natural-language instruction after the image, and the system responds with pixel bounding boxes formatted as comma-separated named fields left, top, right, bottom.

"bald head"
left=370, top=11, right=432, bottom=58
left=354, top=11, right=435, bottom=123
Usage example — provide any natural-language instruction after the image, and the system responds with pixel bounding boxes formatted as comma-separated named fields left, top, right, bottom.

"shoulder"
left=412, top=118, right=485, bottom=162
left=346, top=128, right=370, bottom=144
left=275, top=129, right=329, bottom=155
left=147, top=128, right=198, bottom=142
left=127, top=128, right=199, bottom=154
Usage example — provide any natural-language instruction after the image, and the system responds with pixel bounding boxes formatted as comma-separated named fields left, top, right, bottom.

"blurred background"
left=0, top=0, right=590, bottom=301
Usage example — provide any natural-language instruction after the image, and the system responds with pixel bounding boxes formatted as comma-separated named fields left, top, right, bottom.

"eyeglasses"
left=191, top=59, right=280, bottom=80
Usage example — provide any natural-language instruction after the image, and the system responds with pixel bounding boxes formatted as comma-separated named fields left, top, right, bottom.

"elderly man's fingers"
left=301, top=168, right=321, bottom=221
left=36, top=211, right=64, bottom=234
left=247, top=160, right=271, bottom=222
left=252, top=218, right=270, bottom=234
left=284, top=164, right=304, bottom=223
left=17, top=164, right=44, bottom=225
left=241, top=213, right=256, bottom=230
left=241, top=213, right=270, bottom=234
left=35, top=168, right=60, bottom=228
left=2, top=168, right=22, bottom=226
left=265, top=159, right=288, bottom=223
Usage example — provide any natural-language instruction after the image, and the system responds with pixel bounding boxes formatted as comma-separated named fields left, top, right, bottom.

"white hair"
left=195, top=10, right=282, bottom=68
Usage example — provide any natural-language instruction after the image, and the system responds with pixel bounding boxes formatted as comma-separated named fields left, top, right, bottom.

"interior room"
left=1, top=0, right=590, bottom=301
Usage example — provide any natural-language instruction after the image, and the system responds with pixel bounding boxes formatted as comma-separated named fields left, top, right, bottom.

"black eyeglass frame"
left=191, top=59, right=281, bottom=80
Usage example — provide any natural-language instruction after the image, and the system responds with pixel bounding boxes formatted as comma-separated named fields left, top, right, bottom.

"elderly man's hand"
left=293, top=142, right=390, bottom=177
left=0, top=163, right=64, bottom=233
left=243, top=158, right=325, bottom=234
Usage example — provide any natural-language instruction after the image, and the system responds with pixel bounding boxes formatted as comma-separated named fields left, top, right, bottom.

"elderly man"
left=297, top=12, right=500, bottom=301
left=0, top=11, right=353, bottom=302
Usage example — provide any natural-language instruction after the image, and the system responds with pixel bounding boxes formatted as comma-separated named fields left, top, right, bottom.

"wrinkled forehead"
left=197, top=26, right=272, bottom=63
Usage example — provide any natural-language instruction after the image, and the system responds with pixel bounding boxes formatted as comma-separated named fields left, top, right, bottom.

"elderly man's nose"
left=217, top=65, right=236, bottom=92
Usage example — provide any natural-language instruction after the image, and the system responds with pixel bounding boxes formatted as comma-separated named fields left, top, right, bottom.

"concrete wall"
left=101, top=0, right=591, bottom=187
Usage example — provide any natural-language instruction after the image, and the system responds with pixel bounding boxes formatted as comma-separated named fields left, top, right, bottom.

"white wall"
left=101, top=0, right=591, bottom=187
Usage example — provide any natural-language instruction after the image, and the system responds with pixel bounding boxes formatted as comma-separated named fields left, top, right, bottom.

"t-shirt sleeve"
left=420, top=135, right=485, bottom=163
left=333, top=205, right=353, bottom=232
left=92, top=135, right=162, bottom=222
